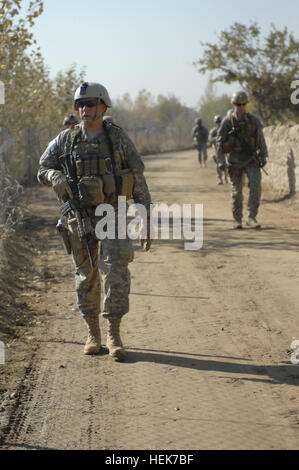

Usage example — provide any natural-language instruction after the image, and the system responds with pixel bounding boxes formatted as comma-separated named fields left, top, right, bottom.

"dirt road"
left=1, top=148, right=299, bottom=450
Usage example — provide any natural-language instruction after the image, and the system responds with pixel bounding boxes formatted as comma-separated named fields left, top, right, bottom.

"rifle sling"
left=103, top=122, right=121, bottom=196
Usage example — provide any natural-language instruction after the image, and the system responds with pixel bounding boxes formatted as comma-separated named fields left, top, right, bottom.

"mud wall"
left=263, top=125, right=299, bottom=201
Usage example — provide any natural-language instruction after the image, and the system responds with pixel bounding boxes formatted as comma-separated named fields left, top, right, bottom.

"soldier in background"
left=38, top=82, right=152, bottom=361
left=63, top=114, right=79, bottom=128
left=216, top=91, right=268, bottom=229
left=208, top=115, right=228, bottom=185
left=192, top=118, right=209, bottom=167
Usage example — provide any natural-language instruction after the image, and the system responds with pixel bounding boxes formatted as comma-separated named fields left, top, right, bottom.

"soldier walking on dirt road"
left=37, top=81, right=152, bottom=360
left=216, top=91, right=268, bottom=229
left=208, top=115, right=228, bottom=185
left=192, top=118, right=209, bottom=167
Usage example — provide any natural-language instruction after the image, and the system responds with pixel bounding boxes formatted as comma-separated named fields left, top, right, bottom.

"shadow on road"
left=124, top=347, right=299, bottom=386
left=144, top=216, right=299, bottom=254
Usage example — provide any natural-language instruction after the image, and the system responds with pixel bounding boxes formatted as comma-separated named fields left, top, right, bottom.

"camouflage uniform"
left=192, top=123, right=209, bottom=165
left=216, top=111, right=268, bottom=223
left=208, top=126, right=228, bottom=184
left=37, top=122, right=151, bottom=321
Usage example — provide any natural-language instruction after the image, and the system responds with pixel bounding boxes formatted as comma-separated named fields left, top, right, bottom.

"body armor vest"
left=230, top=113, right=257, bottom=154
left=222, top=112, right=257, bottom=155
left=63, top=124, right=134, bottom=206
left=73, top=138, right=113, bottom=178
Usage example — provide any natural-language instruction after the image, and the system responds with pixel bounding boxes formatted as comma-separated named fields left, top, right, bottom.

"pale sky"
left=29, top=0, right=299, bottom=108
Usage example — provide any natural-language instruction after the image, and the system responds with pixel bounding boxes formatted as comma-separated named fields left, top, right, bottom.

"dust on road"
left=1, top=148, right=299, bottom=450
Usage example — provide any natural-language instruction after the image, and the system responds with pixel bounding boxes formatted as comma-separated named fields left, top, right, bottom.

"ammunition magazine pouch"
left=79, top=176, right=105, bottom=206
left=102, top=173, right=116, bottom=197
left=78, top=169, right=134, bottom=205
left=222, top=135, right=235, bottom=153
left=117, top=168, right=134, bottom=199
left=75, top=156, right=113, bottom=178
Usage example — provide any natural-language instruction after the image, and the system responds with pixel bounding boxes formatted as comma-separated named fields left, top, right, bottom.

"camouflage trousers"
left=217, top=165, right=228, bottom=183
left=196, top=143, right=207, bottom=164
left=68, top=227, right=134, bottom=320
left=213, top=155, right=228, bottom=183
left=228, top=164, right=261, bottom=221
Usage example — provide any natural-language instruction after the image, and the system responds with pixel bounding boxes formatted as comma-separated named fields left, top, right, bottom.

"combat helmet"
left=195, top=118, right=202, bottom=125
left=231, top=91, right=249, bottom=105
left=214, top=115, right=222, bottom=123
left=63, top=114, right=79, bottom=126
left=74, top=82, right=112, bottom=109
left=103, top=115, right=114, bottom=125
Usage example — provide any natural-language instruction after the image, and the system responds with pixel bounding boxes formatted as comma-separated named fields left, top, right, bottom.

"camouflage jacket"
left=216, top=111, right=268, bottom=168
left=37, top=122, right=152, bottom=213
left=191, top=125, right=209, bottom=144
left=208, top=126, right=219, bottom=148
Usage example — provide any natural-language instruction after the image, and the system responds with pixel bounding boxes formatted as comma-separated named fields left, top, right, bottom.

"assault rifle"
left=228, top=124, right=268, bottom=176
left=58, top=153, right=95, bottom=268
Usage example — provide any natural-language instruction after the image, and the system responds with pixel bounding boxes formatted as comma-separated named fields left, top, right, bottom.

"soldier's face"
left=233, top=103, right=246, bottom=117
left=78, top=98, right=107, bottom=123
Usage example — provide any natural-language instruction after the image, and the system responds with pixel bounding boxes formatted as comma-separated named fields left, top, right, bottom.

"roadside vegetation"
left=0, top=1, right=298, bottom=235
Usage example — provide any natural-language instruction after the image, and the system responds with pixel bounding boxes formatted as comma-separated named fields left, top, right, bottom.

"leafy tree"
left=53, top=64, right=86, bottom=128
left=197, top=79, right=231, bottom=129
left=0, top=1, right=197, bottom=184
left=0, top=0, right=43, bottom=65
left=111, top=91, right=196, bottom=153
left=194, top=22, right=299, bottom=124
left=0, top=1, right=86, bottom=182
left=0, top=0, right=46, bottom=179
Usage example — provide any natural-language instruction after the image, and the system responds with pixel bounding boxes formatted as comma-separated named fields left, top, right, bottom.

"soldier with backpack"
left=216, top=91, right=268, bottom=229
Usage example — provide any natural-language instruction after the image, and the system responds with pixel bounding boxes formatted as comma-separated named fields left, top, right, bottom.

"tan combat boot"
left=84, top=316, right=101, bottom=355
left=233, top=220, right=242, bottom=229
left=246, top=217, right=261, bottom=229
left=106, top=318, right=126, bottom=361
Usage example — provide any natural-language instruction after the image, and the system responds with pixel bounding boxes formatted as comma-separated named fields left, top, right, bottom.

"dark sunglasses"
left=234, top=103, right=246, bottom=107
left=75, top=99, right=98, bottom=110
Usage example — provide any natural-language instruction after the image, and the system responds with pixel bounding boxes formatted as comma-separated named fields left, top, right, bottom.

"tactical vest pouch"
left=222, top=135, right=235, bottom=153
left=75, top=157, right=108, bottom=177
left=79, top=176, right=105, bottom=206
left=102, top=174, right=116, bottom=196
left=117, top=168, right=134, bottom=199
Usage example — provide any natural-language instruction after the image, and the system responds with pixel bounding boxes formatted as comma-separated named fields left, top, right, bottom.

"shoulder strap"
left=64, top=125, right=81, bottom=155
left=230, top=112, right=236, bottom=131
left=103, top=121, right=121, bottom=195
left=70, top=125, right=82, bottom=153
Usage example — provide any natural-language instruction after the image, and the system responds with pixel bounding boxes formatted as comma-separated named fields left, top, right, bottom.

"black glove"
left=259, top=158, right=267, bottom=168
